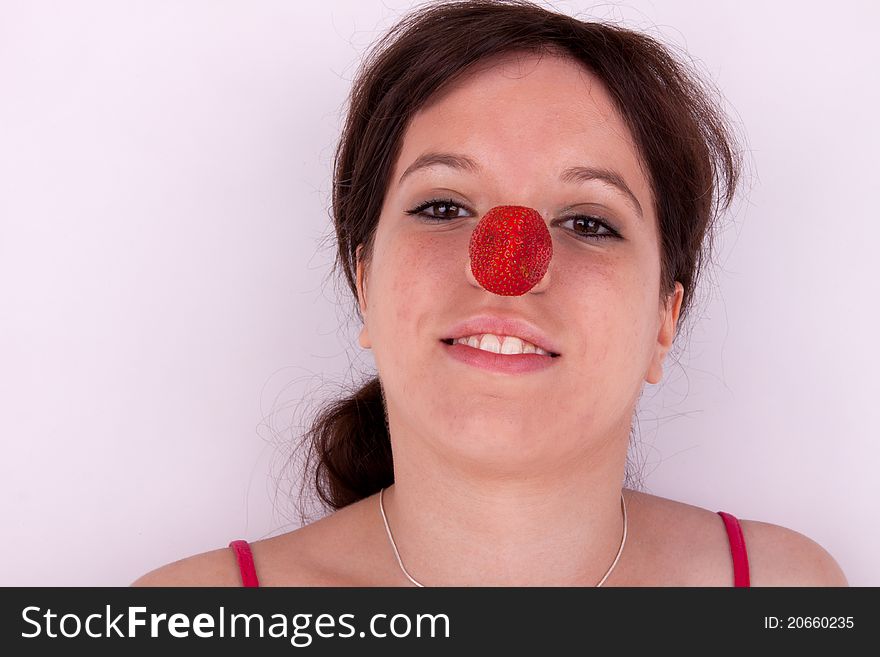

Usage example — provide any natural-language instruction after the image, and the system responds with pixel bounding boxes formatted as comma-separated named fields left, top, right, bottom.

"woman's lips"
left=441, top=315, right=561, bottom=356
left=440, top=339, right=560, bottom=375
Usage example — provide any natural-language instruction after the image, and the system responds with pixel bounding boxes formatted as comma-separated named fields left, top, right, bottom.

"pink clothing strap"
left=228, top=539, right=260, bottom=587
left=717, top=511, right=751, bottom=587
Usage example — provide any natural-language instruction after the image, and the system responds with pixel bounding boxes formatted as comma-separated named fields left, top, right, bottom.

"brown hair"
left=290, top=0, right=742, bottom=520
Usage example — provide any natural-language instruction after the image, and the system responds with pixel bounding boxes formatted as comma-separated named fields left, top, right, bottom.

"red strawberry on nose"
left=469, top=205, right=552, bottom=296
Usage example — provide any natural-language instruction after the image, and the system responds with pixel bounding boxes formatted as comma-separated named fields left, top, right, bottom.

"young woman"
left=133, top=0, right=847, bottom=587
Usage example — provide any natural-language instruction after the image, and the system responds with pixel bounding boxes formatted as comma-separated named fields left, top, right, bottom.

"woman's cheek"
left=398, top=232, right=470, bottom=305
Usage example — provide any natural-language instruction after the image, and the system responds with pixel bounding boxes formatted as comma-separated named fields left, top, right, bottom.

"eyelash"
left=404, top=197, right=621, bottom=241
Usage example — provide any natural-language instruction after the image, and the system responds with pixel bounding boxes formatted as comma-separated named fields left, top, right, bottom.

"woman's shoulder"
left=129, top=533, right=326, bottom=587
left=627, top=490, right=848, bottom=586
left=129, top=529, right=339, bottom=587
left=130, top=545, right=247, bottom=587
left=130, top=495, right=381, bottom=587
left=736, top=517, right=848, bottom=586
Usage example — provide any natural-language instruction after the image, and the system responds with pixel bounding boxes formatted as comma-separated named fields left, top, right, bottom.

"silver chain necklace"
left=379, top=486, right=627, bottom=587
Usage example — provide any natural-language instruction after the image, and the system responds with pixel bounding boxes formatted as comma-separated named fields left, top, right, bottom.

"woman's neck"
left=380, top=435, right=630, bottom=586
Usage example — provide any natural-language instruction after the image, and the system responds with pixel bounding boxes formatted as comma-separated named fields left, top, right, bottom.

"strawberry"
left=468, top=205, right=553, bottom=296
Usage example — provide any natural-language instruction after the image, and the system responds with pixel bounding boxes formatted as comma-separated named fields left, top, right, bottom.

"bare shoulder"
left=621, top=490, right=847, bottom=587
left=129, top=530, right=334, bottom=587
left=738, top=518, right=849, bottom=587
left=130, top=546, right=244, bottom=587
left=619, top=490, right=739, bottom=585
left=132, top=495, right=387, bottom=587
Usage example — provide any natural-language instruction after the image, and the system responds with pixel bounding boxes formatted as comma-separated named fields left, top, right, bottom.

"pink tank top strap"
left=716, top=511, right=750, bottom=587
left=228, top=539, right=260, bottom=587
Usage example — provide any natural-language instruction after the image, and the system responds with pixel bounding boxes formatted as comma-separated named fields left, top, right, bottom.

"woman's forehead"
left=393, top=53, right=651, bottom=211
left=411, top=52, right=624, bottom=137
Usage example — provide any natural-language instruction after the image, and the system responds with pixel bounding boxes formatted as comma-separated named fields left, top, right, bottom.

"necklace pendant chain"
left=379, top=486, right=628, bottom=587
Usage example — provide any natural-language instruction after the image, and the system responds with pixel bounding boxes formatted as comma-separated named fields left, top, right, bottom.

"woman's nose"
left=464, top=205, right=553, bottom=296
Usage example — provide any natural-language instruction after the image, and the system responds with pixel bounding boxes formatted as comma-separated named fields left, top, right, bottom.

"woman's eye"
left=404, top=198, right=471, bottom=222
left=557, top=215, right=620, bottom=241
left=405, top=200, right=620, bottom=242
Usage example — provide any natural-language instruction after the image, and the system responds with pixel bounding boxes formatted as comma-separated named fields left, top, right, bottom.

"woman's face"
left=356, top=51, right=683, bottom=474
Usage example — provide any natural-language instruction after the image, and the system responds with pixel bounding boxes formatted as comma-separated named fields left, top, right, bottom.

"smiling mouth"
left=439, top=338, right=560, bottom=358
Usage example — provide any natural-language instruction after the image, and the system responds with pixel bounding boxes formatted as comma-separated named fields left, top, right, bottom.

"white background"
left=1, top=0, right=877, bottom=585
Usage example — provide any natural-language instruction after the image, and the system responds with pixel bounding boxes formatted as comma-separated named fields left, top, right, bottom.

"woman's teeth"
left=452, top=334, right=551, bottom=356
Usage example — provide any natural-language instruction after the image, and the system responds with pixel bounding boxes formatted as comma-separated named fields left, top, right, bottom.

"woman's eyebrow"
left=398, top=151, right=481, bottom=184
left=398, top=151, right=643, bottom=219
